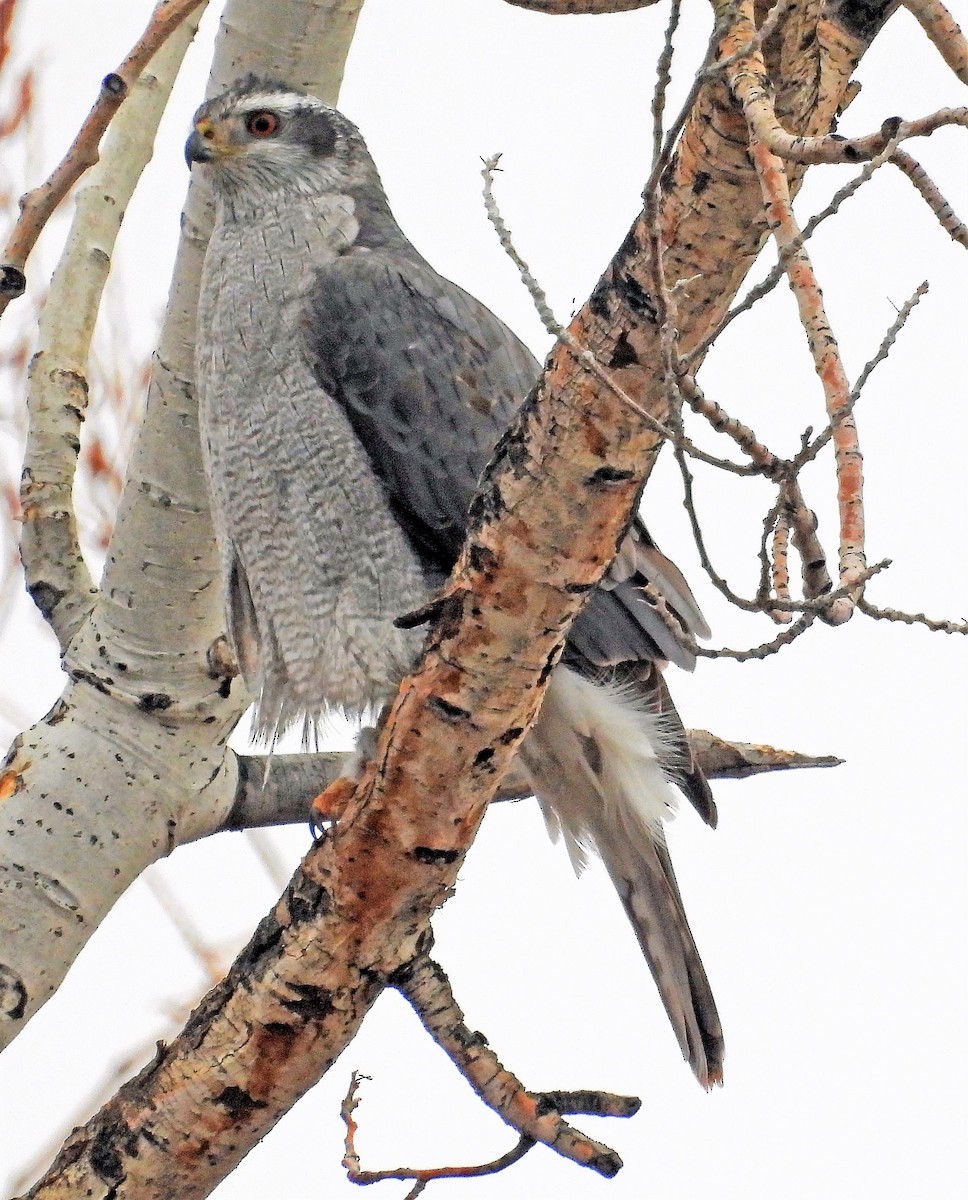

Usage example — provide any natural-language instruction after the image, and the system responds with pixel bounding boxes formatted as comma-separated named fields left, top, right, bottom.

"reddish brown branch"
left=341, top=1071, right=537, bottom=1191
left=749, top=137, right=865, bottom=618
left=0, top=0, right=206, bottom=319
left=390, top=955, right=638, bottom=1177
left=770, top=507, right=793, bottom=622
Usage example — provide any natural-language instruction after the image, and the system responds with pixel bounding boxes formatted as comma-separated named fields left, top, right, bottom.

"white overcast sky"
left=0, top=2, right=966, bottom=1198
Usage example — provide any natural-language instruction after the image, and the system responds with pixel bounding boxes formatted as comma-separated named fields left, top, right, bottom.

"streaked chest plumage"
left=195, top=190, right=429, bottom=735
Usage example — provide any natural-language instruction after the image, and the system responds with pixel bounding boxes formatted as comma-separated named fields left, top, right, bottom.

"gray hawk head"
left=186, top=76, right=377, bottom=206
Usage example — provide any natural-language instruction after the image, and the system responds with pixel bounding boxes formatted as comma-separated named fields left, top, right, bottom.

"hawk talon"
left=308, top=775, right=358, bottom=835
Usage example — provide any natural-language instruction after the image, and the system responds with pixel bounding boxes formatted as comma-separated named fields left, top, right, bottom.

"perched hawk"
left=187, top=77, right=724, bottom=1086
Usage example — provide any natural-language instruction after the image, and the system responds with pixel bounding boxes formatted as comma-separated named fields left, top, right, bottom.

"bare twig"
left=890, top=151, right=968, bottom=248
left=0, top=0, right=207, bottom=319
left=858, top=596, right=968, bottom=635
left=677, top=374, right=781, bottom=478
left=481, top=154, right=563, bottom=337
left=695, top=611, right=817, bottom=660
left=481, top=155, right=756, bottom=476
left=341, top=1072, right=536, bottom=1192
left=651, top=0, right=681, bottom=167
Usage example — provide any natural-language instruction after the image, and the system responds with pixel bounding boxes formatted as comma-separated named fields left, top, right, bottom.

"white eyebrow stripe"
left=238, top=93, right=314, bottom=114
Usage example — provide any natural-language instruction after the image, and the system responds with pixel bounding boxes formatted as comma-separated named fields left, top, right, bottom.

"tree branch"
left=901, top=0, right=968, bottom=84
left=0, top=0, right=207, bottom=319
left=18, top=3, right=208, bottom=650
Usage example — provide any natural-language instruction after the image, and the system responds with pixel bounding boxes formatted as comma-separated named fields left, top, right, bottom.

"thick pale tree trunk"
left=0, top=0, right=365, bottom=1051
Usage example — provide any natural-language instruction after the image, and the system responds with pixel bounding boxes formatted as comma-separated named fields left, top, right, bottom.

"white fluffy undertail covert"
left=521, top=666, right=724, bottom=1087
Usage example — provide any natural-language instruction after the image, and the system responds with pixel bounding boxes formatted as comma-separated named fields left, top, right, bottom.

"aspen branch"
left=749, top=136, right=865, bottom=619
left=0, top=0, right=207, bottom=319
left=722, top=1, right=968, bottom=164
left=901, top=0, right=968, bottom=85
left=18, top=4, right=207, bottom=649
left=798, top=280, right=929, bottom=465
left=373, top=954, right=640, bottom=1180
left=890, top=150, right=968, bottom=247
left=218, top=723, right=846, bottom=832
left=686, top=729, right=844, bottom=776
left=770, top=507, right=793, bottom=622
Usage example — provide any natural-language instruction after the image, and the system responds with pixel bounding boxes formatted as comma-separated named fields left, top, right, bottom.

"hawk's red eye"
left=245, top=111, right=279, bottom=137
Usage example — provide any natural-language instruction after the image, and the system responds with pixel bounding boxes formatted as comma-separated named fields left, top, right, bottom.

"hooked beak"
left=185, top=129, right=215, bottom=168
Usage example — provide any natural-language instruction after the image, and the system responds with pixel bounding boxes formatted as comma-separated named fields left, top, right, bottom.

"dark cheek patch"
left=298, top=111, right=337, bottom=157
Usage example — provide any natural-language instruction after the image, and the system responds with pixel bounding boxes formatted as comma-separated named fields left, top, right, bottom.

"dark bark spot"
left=538, top=649, right=559, bottom=687
left=0, top=265, right=26, bottom=298
left=618, top=273, right=657, bottom=322
left=216, top=1085, right=268, bottom=1118
left=0, top=963, right=27, bottom=1020
left=137, top=692, right=172, bottom=712
left=411, top=845, right=461, bottom=865
left=830, top=0, right=895, bottom=42
left=278, top=982, right=335, bottom=1021
left=286, top=873, right=331, bottom=925
left=71, top=668, right=111, bottom=696
left=587, top=464, right=635, bottom=487
left=469, top=541, right=498, bottom=575
left=587, top=280, right=611, bottom=320
left=428, top=695, right=470, bottom=723
left=692, top=170, right=711, bottom=195
left=498, top=726, right=524, bottom=745
left=473, top=746, right=495, bottom=767
left=90, top=1126, right=127, bottom=1185
left=44, top=698, right=69, bottom=725
left=217, top=678, right=232, bottom=698
left=101, top=73, right=126, bottom=97
left=608, top=331, right=638, bottom=369
left=26, top=580, right=65, bottom=618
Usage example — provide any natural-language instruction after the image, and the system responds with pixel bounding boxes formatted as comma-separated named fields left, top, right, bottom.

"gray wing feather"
left=305, top=251, right=535, bottom=568
left=304, top=249, right=707, bottom=674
